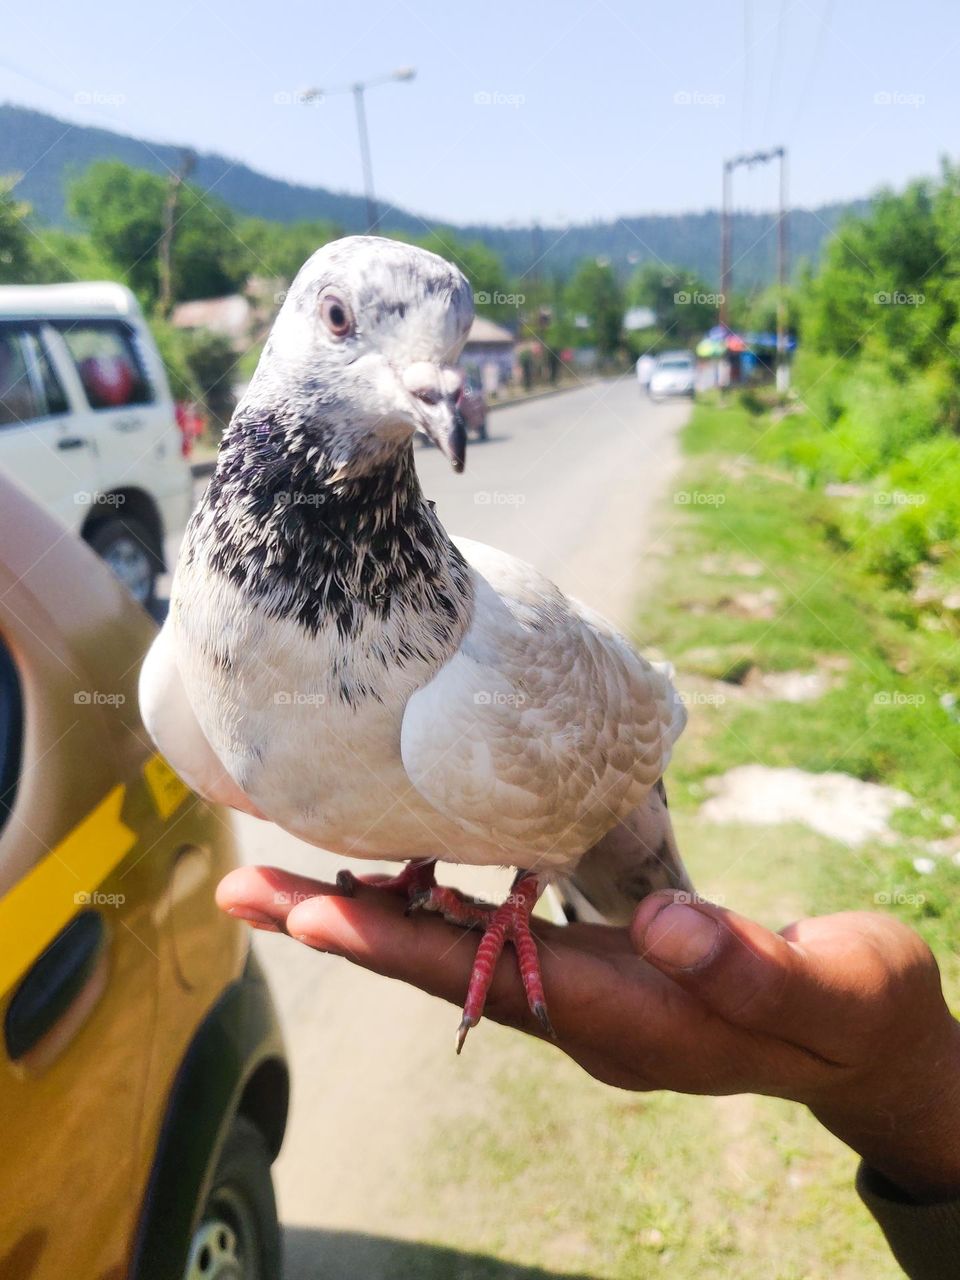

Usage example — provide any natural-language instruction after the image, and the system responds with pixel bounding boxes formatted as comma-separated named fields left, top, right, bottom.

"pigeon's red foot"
left=337, top=863, right=552, bottom=1053
left=453, top=872, right=553, bottom=1054
left=335, top=859, right=438, bottom=900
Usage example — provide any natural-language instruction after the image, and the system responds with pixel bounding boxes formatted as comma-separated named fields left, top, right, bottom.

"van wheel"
left=183, top=1117, right=282, bottom=1280
left=86, top=516, right=158, bottom=608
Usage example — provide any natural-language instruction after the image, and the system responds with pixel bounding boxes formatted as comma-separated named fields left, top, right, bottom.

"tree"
left=235, top=217, right=342, bottom=283
left=627, top=262, right=716, bottom=341
left=0, top=177, right=34, bottom=283
left=68, top=161, right=248, bottom=306
left=565, top=259, right=624, bottom=357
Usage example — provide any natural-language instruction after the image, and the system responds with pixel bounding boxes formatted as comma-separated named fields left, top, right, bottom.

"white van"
left=0, top=282, right=194, bottom=607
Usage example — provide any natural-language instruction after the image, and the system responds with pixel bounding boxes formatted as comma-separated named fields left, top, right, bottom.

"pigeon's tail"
left=552, top=781, right=693, bottom=926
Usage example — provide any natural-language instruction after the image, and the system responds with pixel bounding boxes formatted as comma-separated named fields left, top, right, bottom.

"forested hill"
left=1, top=103, right=866, bottom=286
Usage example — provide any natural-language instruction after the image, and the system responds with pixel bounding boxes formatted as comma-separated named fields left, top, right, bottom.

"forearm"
left=811, top=1017, right=960, bottom=1203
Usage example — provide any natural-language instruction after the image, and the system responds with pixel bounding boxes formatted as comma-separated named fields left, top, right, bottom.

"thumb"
left=630, top=891, right=841, bottom=1059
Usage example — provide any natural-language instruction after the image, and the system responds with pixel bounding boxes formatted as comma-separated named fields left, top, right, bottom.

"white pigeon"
left=140, top=236, right=690, bottom=1049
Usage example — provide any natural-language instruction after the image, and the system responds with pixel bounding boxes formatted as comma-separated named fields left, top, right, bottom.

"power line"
left=762, top=0, right=787, bottom=135
left=789, top=0, right=835, bottom=138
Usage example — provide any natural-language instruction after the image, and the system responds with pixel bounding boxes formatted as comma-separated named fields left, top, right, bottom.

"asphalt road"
left=184, top=377, right=692, bottom=1275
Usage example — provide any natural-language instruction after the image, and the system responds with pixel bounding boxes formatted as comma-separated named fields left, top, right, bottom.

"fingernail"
left=643, top=904, right=720, bottom=969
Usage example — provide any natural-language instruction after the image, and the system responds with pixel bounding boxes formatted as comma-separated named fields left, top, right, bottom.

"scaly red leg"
left=454, top=871, right=553, bottom=1054
left=337, top=862, right=553, bottom=1052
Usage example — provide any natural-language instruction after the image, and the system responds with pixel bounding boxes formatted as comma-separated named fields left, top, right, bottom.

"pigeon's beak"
left=403, top=363, right=467, bottom=473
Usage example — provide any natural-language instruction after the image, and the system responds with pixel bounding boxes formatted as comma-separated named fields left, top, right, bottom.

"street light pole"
left=303, top=68, right=415, bottom=235
left=351, top=84, right=378, bottom=232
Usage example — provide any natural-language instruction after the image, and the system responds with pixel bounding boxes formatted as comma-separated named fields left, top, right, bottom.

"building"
left=460, top=316, right=516, bottom=395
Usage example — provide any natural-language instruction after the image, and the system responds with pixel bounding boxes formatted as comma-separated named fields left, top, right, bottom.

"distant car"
left=416, top=376, right=488, bottom=448
left=0, top=282, right=196, bottom=609
left=0, top=474, right=288, bottom=1280
left=648, top=351, right=696, bottom=401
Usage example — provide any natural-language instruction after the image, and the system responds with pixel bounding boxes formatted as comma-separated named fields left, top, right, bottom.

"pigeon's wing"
left=400, top=538, right=686, bottom=868
left=551, top=781, right=692, bottom=925
left=139, top=620, right=264, bottom=817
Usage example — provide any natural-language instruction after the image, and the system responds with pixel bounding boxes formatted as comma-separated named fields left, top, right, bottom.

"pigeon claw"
left=456, top=1015, right=476, bottom=1055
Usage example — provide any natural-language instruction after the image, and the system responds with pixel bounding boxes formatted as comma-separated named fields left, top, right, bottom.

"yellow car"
left=0, top=473, right=288, bottom=1280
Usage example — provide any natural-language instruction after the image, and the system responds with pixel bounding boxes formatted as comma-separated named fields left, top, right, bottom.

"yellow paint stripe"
left=0, top=784, right=137, bottom=996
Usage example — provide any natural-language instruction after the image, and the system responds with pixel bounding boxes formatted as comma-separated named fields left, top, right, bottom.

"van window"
left=57, top=321, right=154, bottom=410
left=0, top=328, right=68, bottom=426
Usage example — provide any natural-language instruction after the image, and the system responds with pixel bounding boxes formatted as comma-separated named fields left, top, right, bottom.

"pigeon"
left=140, top=235, right=691, bottom=1050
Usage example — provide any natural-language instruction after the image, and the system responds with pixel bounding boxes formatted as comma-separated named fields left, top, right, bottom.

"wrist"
left=810, top=1016, right=960, bottom=1202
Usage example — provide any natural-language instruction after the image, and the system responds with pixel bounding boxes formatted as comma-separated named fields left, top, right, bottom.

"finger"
left=216, top=864, right=348, bottom=932
left=630, top=892, right=864, bottom=1064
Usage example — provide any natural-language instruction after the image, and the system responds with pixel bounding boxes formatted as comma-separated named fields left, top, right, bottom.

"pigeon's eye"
left=319, top=292, right=354, bottom=338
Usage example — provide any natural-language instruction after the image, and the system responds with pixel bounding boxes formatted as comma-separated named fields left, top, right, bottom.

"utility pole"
left=720, top=159, right=733, bottom=327
left=158, top=149, right=196, bottom=318
left=720, top=147, right=790, bottom=387
left=302, top=68, right=416, bottom=235
left=775, top=146, right=790, bottom=392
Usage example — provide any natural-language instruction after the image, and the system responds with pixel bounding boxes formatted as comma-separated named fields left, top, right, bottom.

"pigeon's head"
left=255, top=236, right=475, bottom=474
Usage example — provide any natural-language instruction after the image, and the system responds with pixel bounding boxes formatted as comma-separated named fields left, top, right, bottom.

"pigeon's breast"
left=169, top=552, right=508, bottom=861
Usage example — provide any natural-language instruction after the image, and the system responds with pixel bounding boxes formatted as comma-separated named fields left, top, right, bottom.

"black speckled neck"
left=187, top=409, right=472, bottom=647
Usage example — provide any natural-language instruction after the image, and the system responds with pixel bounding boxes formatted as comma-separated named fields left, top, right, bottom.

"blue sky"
left=2, top=0, right=958, bottom=225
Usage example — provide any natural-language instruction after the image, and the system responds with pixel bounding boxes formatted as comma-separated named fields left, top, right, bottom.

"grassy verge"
left=363, top=397, right=959, bottom=1280
left=638, top=396, right=960, bottom=991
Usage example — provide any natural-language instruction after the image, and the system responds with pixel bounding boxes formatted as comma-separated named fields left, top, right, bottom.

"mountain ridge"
left=0, top=103, right=867, bottom=286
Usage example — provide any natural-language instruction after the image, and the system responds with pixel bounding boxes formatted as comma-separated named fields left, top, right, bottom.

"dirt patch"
left=699, top=765, right=912, bottom=846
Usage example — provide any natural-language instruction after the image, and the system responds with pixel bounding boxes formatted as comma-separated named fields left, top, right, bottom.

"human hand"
left=217, top=867, right=960, bottom=1202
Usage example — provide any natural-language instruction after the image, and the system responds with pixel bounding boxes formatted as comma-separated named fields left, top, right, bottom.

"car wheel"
left=183, top=1117, right=281, bottom=1280
left=86, top=517, right=158, bottom=608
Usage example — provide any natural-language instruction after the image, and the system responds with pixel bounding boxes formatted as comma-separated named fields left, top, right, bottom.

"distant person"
left=636, top=352, right=656, bottom=390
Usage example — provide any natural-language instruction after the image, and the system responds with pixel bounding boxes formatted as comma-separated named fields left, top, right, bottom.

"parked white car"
left=0, top=282, right=193, bottom=607
left=648, top=350, right=697, bottom=401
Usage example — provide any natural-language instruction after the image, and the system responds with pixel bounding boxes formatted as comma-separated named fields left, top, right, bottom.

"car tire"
left=183, top=1116, right=282, bottom=1280
left=86, top=516, right=158, bottom=609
